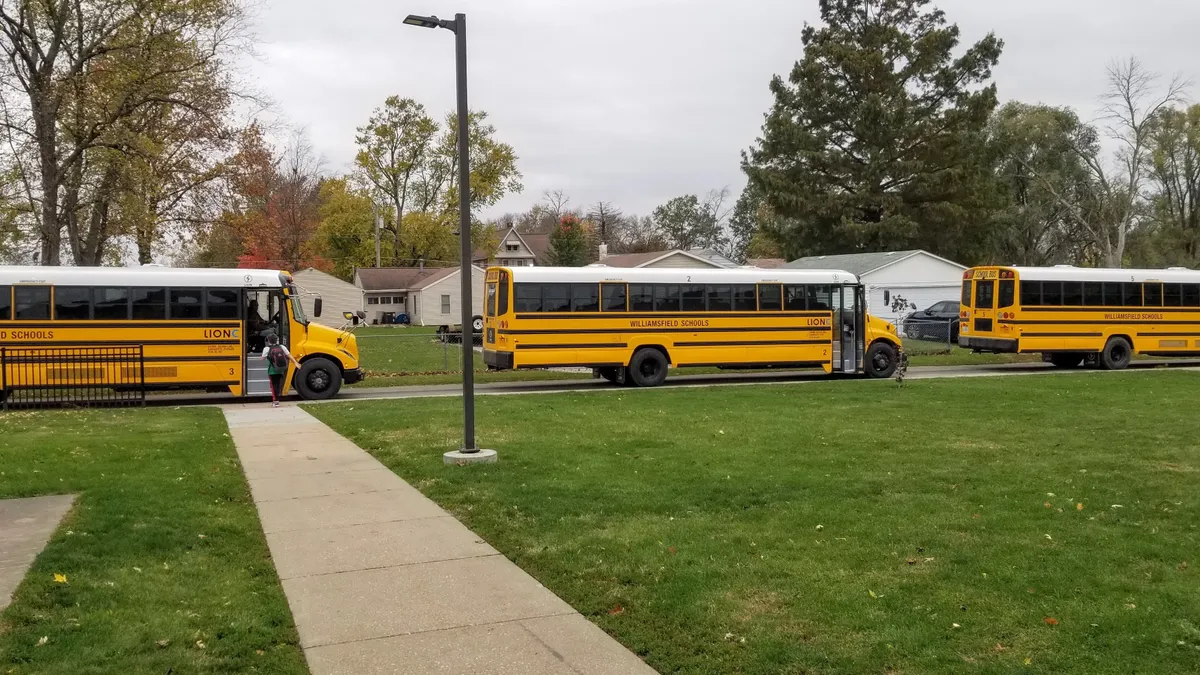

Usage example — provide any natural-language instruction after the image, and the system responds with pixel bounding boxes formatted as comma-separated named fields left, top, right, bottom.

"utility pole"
left=374, top=209, right=382, bottom=268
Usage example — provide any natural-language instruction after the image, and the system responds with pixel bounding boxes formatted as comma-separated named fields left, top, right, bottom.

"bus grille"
left=974, top=318, right=993, bottom=332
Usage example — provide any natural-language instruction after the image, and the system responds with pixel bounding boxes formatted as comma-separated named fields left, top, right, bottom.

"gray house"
left=292, top=268, right=364, bottom=328
left=354, top=265, right=486, bottom=326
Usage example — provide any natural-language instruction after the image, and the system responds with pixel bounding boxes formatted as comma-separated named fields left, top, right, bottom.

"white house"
left=784, top=250, right=967, bottom=320
left=354, top=265, right=485, bottom=326
left=292, top=268, right=364, bottom=328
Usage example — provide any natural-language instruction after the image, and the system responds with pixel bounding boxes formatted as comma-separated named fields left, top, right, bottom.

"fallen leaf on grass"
left=1044, top=617, right=1059, bottom=626
left=993, top=643, right=1007, bottom=652
left=53, top=573, right=67, bottom=584
left=668, top=546, right=676, bottom=555
left=906, top=558, right=917, bottom=565
left=1077, top=503, right=1084, bottom=511
left=1126, top=603, right=1136, bottom=610
left=36, top=637, right=48, bottom=647
left=156, top=639, right=170, bottom=648
left=952, top=623, right=961, bottom=629
left=195, top=640, right=206, bottom=649
left=1178, top=561, right=1188, bottom=571
left=1025, top=657, right=1033, bottom=665
left=256, top=650, right=265, bottom=656
left=608, top=605, right=624, bottom=616
left=1044, top=501, right=1052, bottom=508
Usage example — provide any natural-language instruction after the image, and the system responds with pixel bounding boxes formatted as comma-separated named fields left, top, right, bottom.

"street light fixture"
left=406, top=12, right=494, bottom=464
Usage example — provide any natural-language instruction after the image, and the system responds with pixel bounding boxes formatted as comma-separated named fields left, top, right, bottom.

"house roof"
left=354, top=265, right=484, bottom=292
left=598, top=248, right=736, bottom=269
left=355, top=267, right=447, bottom=291
left=748, top=258, right=787, bottom=269
left=784, top=250, right=966, bottom=276
left=294, top=267, right=359, bottom=287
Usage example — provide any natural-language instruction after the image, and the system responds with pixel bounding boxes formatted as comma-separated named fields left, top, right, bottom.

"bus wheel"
left=628, top=348, right=668, bottom=387
left=1100, top=337, right=1132, bottom=371
left=865, top=342, right=898, bottom=378
left=296, top=357, right=343, bottom=400
left=472, top=315, right=484, bottom=332
left=1049, top=352, right=1085, bottom=368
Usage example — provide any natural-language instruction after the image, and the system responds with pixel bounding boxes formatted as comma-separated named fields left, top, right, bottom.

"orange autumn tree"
left=194, top=123, right=329, bottom=272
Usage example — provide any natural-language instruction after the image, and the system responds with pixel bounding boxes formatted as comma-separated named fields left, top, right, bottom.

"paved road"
left=153, top=359, right=1200, bottom=407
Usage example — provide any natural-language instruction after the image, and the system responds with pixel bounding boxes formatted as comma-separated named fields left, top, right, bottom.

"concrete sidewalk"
left=0, top=494, right=76, bottom=612
left=223, top=404, right=656, bottom=675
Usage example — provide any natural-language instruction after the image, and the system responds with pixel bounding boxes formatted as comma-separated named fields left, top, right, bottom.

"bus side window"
left=758, top=284, right=782, bottom=311
left=206, top=289, right=241, bottom=319
left=0, top=285, right=11, bottom=320
left=1164, top=283, right=1182, bottom=307
left=961, top=280, right=973, bottom=307
left=1144, top=283, right=1163, bottom=307
left=1122, top=282, right=1142, bottom=307
left=54, top=286, right=91, bottom=320
left=1184, top=284, right=1200, bottom=307
left=94, top=287, right=131, bottom=320
left=1083, top=282, right=1103, bottom=306
left=514, top=283, right=542, bottom=312
left=1103, top=282, right=1123, bottom=307
left=630, top=284, right=653, bottom=311
left=808, top=285, right=832, bottom=311
left=14, top=286, right=51, bottom=320
left=132, top=288, right=167, bottom=320
left=601, top=283, right=627, bottom=312
left=784, top=285, right=806, bottom=311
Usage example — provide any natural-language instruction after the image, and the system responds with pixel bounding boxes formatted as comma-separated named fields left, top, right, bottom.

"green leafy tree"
left=650, top=189, right=729, bottom=251
left=547, top=215, right=588, bottom=266
left=1144, top=104, right=1200, bottom=266
left=987, top=101, right=1098, bottom=266
left=354, top=97, right=522, bottom=265
left=743, top=0, right=1003, bottom=262
left=312, top=178, right=380, bottom=281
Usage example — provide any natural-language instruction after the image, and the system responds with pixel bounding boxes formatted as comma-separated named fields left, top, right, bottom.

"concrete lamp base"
left=444, top=448, right=498, bottom=465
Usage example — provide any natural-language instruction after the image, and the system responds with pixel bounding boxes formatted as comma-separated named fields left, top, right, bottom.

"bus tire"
left=296, top=357, right=343, bottom=400
left=1049, top=352, right=1085, bottom=368
left=472, top=315, right=484, bottom=332
left=1100, top=337, right=1132, bottom=371
left=865, top=342, right=898, bottom=378
left=628, top=348, right=669, bottom=387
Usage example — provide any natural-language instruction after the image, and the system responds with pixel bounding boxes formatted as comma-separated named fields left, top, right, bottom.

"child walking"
left=262, top=334, right=301, bottom=407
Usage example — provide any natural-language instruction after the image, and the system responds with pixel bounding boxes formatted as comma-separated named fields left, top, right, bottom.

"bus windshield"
left=288, top=287, right=308, bottom=324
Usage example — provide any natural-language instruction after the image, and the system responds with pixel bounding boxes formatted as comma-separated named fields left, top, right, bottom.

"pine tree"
left=743, top=0, right=1003, bottom=262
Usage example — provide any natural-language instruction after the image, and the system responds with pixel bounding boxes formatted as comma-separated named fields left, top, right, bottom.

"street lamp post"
left=405, top=12, right=495, bottom=464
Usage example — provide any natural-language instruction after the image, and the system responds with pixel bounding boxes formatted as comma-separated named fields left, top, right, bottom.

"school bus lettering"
left=0, top=330, right=54, bottom=340
left=204, top=328, right=236, bottom=339
left=807, top=318, right=830, bottom=326
left=628, top=319, right=711, bottom=329
left=1104, top=313, right=1163, bottom=321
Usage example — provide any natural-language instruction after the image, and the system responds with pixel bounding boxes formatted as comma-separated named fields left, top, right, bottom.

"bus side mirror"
left=313, top=297, right=323, bottom=317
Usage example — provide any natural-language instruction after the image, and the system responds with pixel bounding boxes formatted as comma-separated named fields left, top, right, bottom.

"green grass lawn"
left=0, top=409, right=306, bottom=675
left=308, top=372, right=1200, bottom=674
left=352, top=328, right=1030, bottom=389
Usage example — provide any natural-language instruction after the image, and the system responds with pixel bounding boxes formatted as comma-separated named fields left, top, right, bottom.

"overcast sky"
left=246, top=0, right=1199, bottom=220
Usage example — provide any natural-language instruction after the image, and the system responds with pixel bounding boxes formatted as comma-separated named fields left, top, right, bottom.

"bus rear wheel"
left=296, top=357, right=343, bottom=400
left=1049, top=352, right=1085, bottom=368
left=628, top=348, right=668, bottom=387
left=865, top=342, right=898, bottom=378
left=1100, top=337, right=1132, bottom=371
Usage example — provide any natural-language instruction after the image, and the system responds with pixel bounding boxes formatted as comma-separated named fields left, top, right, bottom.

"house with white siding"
left=784, top=250, right=967, bottom=321
left=354, top=265, right=485, bottom=327
left=292, top=267, right=364, bottom=328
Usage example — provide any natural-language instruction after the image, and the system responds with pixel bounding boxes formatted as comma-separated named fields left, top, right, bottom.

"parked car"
left=903, top=301, right=960, bottom=341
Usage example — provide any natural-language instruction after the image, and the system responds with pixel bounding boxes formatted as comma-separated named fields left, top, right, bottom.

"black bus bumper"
left=484, top=349, right=514, bottom=370
left=343, top=368, right=365, bottom=385
left=958, top=336, right=1019, bottom=353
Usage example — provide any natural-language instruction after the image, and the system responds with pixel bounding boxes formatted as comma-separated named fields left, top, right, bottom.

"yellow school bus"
left=0, top=266, right=363, bottom=399
left=958, top=265, right=1200, bottom=368
left=482, top=265, right=902, bottom=386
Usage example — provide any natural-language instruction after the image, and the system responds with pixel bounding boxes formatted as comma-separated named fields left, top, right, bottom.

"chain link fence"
left=897, top=316, right=960, bottom=355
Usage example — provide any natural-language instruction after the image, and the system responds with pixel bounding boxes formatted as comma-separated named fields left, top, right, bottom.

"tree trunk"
left=34, top=107, right=61, bottom=265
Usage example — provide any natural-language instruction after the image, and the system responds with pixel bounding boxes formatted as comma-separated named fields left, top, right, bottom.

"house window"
left=506, top=243, right=519, bottom=252
left=441, top=294, right=451, bottom=314
left=368, top=297, right=379, bottom=305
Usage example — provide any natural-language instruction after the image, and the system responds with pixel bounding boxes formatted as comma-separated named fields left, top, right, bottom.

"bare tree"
left=1076, top=58, right=1189, bottom=267
left=541, top=189, right=571, bottom=223
left=588, top=200, right=622, bottom=244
